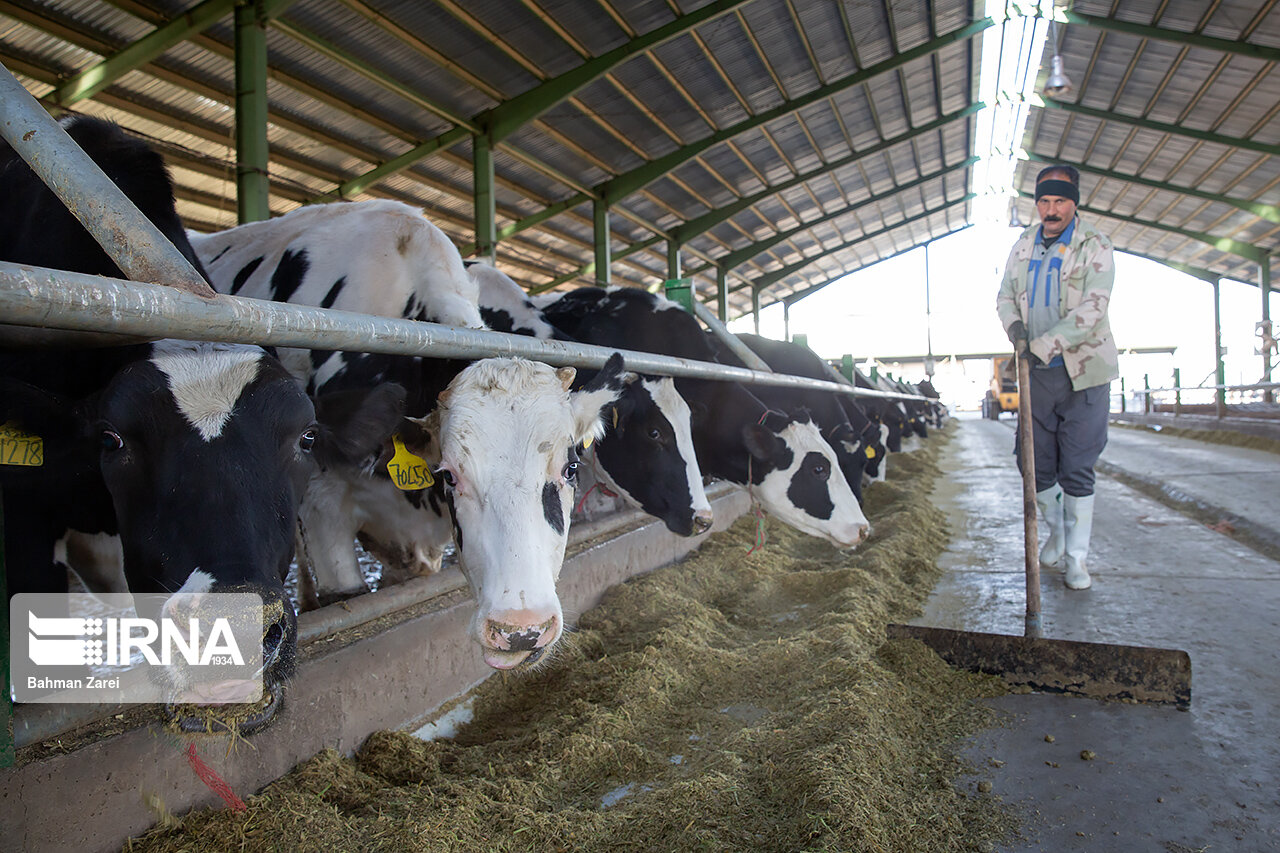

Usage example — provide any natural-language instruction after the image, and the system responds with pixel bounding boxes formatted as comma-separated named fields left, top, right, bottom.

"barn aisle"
left=916, top=414, right=1280, bottom=852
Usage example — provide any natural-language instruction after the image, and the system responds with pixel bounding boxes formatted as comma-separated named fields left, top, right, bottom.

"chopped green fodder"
left=127, top=424, right=1016, bottom=853
left=1114, top=421, right=1280, bottom=456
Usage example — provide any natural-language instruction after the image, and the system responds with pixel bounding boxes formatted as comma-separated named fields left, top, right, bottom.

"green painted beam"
left=328, top=127, right=471, bottom=201
left=1114, top=248, right=1222, bottom=285
left=773, top=225, right=976, bottom=309
left=48, top=0, right=238, bottom=105
left=480, top=0, right=749, bottom=144
left=670, top=106, right=982, bottom=244
left=598, top=18, right=995, bottom=206
left=235, top=0, right=270, bottom=224
left=728, top=194, right=975, bottom=294
left=525, top=233, right=664, bottom=293
left=1063, top=10, right=1280, bottom=64
left=1035, top=97, right=1278, bottom=158
left=1016, top=191, right=1267, bottom=263
left=715, top=158, right=977, bottom=272
left=1024, top=151, right=1280, bottom=225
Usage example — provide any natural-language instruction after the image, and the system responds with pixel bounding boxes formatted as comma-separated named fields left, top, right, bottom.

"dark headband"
left=1035, top=179, right=1079, bottom=204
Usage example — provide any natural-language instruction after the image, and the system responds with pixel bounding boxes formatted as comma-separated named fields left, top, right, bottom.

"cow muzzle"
left=481, top=610, right=560, bottom=670
left=692, top=509, right=714, bottom=535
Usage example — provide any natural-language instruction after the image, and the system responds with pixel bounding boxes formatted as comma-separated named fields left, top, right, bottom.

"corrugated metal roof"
left=3, top=0, right=1272, bottom=320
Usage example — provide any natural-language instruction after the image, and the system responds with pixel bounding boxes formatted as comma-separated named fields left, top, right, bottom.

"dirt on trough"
left=126, top=426, right=1015, bottom=853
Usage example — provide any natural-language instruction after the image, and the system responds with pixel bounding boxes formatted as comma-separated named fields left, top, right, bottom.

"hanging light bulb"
left=1043, top=18, right=1073, bottom=98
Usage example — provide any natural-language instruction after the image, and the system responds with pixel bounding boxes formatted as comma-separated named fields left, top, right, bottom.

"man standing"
left=997, top=165, right=1118, bottom=590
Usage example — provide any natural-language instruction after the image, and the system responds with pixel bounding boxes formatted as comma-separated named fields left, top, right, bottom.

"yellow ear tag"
left=582, top=434, right=593, bottom=449
left=387, top=434, right=433, bottom=491
left=611, top=407, right=619, bottom=429
left=864, top=446, right=877, bottom=459
left=0, top=421, right=44, bottom=467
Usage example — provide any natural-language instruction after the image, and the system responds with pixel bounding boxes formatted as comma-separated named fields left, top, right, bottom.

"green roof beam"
left=1115, top=249, right=1223, bottom=285
left=671, top=105, right=982, bottom=243
left=1064, top=10, right=1280, bottom=64
left=1034, top=97, right=1277, bottom=158
left=728, top=194, right=975, bottom=294
left=1023, top=151, right=1280, bottom=225
left=598, top=18, right=995, bottom=205
left=1017, top=191, right=1267, bottom=263
left=715, top=157, right=977, bottom=271
left=526, top=234, right=664, bottom=294
left=328, top=127, right=471, bottom=201
left=480, top=0, right=750, bottom=144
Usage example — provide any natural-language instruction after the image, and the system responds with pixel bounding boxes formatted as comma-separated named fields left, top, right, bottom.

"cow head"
left=741, top=410, right=871, bottom=548
left=591, top=374, right=712, bottom=537
left=428, top=355, right=625, bottom=669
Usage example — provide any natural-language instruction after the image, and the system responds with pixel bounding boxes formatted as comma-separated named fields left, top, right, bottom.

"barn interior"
left=1, top=0, right=1279, bottom=850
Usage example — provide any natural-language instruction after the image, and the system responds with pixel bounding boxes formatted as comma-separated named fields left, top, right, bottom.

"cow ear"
left=556, top=366, right=577, bottom=392
left=607, top=391, right=638, bottom=436
left=741, top=422, right=785, bottom=462
left=0, top=379, right=87, bottom=448
left=311, top=382, right=407, bottom=468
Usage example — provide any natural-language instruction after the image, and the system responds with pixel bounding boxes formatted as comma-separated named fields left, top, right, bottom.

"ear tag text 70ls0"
left=387, top=435, right=433, bottom=491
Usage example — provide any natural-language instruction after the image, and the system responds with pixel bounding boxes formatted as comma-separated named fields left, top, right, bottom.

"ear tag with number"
left=387, top=435, right=433, bottom=491
left=0, top=422, right=44, bottom=467
left=864, top=446, right=877, bottom=459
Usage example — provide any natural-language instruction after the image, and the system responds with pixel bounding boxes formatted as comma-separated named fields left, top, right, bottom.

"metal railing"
left=1114, top=379, right=1280, bottom=417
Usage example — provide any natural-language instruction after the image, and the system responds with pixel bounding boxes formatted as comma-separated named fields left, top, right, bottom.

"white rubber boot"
left=1063, top=493, right=1094, bottom=590
left=1036, top=484, right=1065, bottom=570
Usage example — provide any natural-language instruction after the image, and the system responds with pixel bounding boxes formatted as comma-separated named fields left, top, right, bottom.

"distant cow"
left=0, top=116, right=404, bottom=733
left=472, top=262, right=712, bottom=537
left=729, top=333, right=886, bottom=503
left=536, top=287, right=870, bottom=548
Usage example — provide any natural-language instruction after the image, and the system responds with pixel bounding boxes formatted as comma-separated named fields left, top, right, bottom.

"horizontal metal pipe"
left=0, top=63, right=215, bottom=299
left=0, top=262, right=929, bottom=402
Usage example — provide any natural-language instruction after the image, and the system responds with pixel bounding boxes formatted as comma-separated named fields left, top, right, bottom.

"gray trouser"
left=1013, top=363, right=1109, bottom=497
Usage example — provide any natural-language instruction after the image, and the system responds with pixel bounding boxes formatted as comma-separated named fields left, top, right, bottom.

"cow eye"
left=648, top=427, right=662, bottom=442
left=562, top=460, right=580, bottom=482
left=811, top=460, right=829, bottom=480
left=100, top=429, right=124, bottom=453
left=438, top=468, right=457, bottom=489
left=298, top=428, right=318, bottom=452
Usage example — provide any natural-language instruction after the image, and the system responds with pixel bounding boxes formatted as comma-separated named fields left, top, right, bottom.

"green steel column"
left=667, top=240, right=682, bottom=280
left=1173, top=367, right=1182, bottom=416
left=234, top=0, right=270, bottom=224
left=1119, top=377, right=1126, bottom=413
left=1143, top=374, right=1151, bottom=414
left=840, top=354, right=854, bottom=382
left=782, top=301, right=790, bottom=342
left=1214, top=280, right=1226, bottom=417
left=751, top=286, right=761, bottom=335
left=792, top=333, right=808, bottom=350
left=716, top=267, right=728, bottom=322
left=473, top=133, right=496, bottom=263
left=593, top=200, right=611, bottom=286
left=1262, top=256, right=1273, bottom=402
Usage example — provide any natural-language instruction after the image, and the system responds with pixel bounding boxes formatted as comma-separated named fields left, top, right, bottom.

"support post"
left=751, top=286, right=761, bottom=335
left=1119, top=377, right=1126, bottom=413
left=1143, top=373, right=1150, bottom=414
left=716, top=267, right=728, bottom=322
left=792, top=333, right=808, bottom=350
left=667, top=240, right=682, bottom=280
left=783, top=301, right=791, bottom=342
left=1173, top=367, right=1181, bottom=416
left=840, top=354, right=855, bottom=382
left=663, top=277, right=693, bottom=312
left=1262, top=255, right=1273, bottom=403
left=473, top=133, right=496, bottom=263
left=234, top=0, right=270, bottom=224
left=593, top=200, right=611, bottom=286
left=1214, top=279, right=1226, bottom=418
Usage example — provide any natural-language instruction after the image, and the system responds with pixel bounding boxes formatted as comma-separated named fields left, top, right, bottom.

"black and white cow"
left=471, top=262, right=712, bottom=537
left=0, top=116, right=404, bottom=732
left=191, top=209, right=631, bottom=669
left=535, top=287, right=871, bottom=548
left=728, top=333, right=886, bottom=503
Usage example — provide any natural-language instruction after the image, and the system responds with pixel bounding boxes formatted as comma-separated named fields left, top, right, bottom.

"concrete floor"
left=918, top=413, right=1280, bottom=853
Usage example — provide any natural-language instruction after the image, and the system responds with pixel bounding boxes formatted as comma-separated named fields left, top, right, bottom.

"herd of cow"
left=0, top=117, right=944, bottom=734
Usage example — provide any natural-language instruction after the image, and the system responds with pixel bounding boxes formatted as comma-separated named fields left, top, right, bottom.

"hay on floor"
left=127, top=425, right=1015, bottom=853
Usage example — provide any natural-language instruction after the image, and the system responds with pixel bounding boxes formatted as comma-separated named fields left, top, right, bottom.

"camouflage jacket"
left=996, top=216, right=1119, bottom=390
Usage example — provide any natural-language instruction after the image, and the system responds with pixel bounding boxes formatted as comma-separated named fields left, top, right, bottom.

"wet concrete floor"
left=916, top=413, right=1280, bottom=852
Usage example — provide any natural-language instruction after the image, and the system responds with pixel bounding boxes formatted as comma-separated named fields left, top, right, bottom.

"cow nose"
left=692, top=509, right=714, bottom=535
left=484, top=611, right=560, bottom=652
left=855, top=523, right=871, bottom=545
